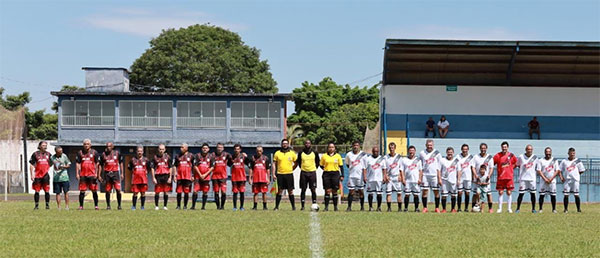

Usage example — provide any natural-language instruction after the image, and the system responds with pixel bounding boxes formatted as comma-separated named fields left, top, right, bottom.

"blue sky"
left=1, top=0, right=598, bottom=114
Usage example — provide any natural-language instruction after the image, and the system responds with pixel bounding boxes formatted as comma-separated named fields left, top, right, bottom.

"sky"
left=1, top=0, right=598, bottom=114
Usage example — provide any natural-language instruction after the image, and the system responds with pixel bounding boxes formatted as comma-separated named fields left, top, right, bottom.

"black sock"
left=177, top=193, right=182, bottom=207
left=192, top=193, right=198, bottom=209
left=539, top=195, right=545, bottom=210
left=387, top=201, right=392, bottom=210
left=233, top=193, right=238, bottom=209
left=253, top=202, right=258, bottom=209
left=451, top=196, right=456, bottom=210
left=530, top=193, right=536, bottom=211
left=92, top=192, right=98, bottom=207
left=457, top=193, right=462, bottom=209
left=263, top=202, right=267, bottom=209
left=106, top=192, right=111, bottom=207
left=359, top=193, right=365, bottom=209
left=368, top=194, right=373, bottom=208
left=300, top=189, right=306, bottom=207
left=397, top=201, right=402, bottom=210
left=289, top=194, right=295, bottom=209
left=215, top=193, right=220, bottom=209
left=563, top=196, right=569, bottom=211
left=376, top=194, right=382, bottom=209
left=79, top=192, right=85, bottom=207
left=275, top=194, right=282, bottom=209
left=141, top=196, right=145, bottom=207
left=132, top=195, right=137, bottom=207
left=163, top=193, right=169, bottom=207
left=517, top=193, right=524, bottom=210
left=34, top=192, right=39, bottom=205
left=414, top=195, right=420, bottom=209
left=488, top=202, right=492, bottom=210
left=324, top=193, right=330, bottom=209
left=434, top=195, right=439, bottom=209
left=422, top=196, right=428, bottom=208
left=332, top=194, right=338, bottom=209
left=551, top=195, right=556, bottom=211
left=155, top=195, right=160, bottom=206
left=117, top=192, right=122, bottom=207
left=183, top=193, right=189, bottom=208
left=44, top=192, right=50, bottom=206
left=404, top=195, right=410, bottom=209
left=347, top=193, right=353, bottom=209
left=240, top=193, right=245, bottom=209
left=202, top=194, right=207, bottom=209
left=311, top=191, right=317, bottom=204
left=464, top=194, right=470, bottom=210
left=441, top=197, right=447, bottom=210
left=575, top=195, right=581, bottom=211
left=221, top=193, right=227, bottom=209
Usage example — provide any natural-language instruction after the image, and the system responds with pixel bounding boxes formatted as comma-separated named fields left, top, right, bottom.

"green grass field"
left=1, top=200, right=599, bottom=257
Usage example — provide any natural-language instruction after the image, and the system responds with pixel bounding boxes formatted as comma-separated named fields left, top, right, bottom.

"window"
left=119, top=101, right=172, bottom=128
left=61, top=100, right=115, bottom=126
left=231, top=101, right=281, bottom=129
left=176, top=101, right=226, bottom=128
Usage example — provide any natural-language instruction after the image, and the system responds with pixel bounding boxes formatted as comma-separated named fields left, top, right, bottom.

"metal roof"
left=50, top=91, right=292, bottom=99
left=383, top=39, right=600, bottom=87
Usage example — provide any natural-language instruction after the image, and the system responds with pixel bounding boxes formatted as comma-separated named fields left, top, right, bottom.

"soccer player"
left=418, top=139, right=442, bottom=213
left=174, top=143, right=194, bottom=210
left=515, top=145, right=538, bottom=213
left=474, top=165, right=491, bottom=213
left=151, top=144, right=173, bottom=210
left=320, top=142, right=344, bottom=211
left=51, top=146, right=71, bottom=210
left=273, top=139, right=297, bottom=211
left=456, top=144, right=475, bottom=212
left=297, top=139, right=320, bottom=210
left=229, top=144, right=249, bottom=211
left=440, top=147, right=460, bottom=213
left=402, top=145, right=423, bottom=212
left=365, top=147, right=387, bottom=212
left=99, top=142, right=124, bottom=210
left=493, top=141, right=517, bottom=213
left=128, top=146, right=149, bottom=210
left=249, top=146, right=271, bottom=210
left=30, top=141, right=52, bottom=209
left=560, top=147, right=585, bottom=213
left=473, top=143, right=494, bottom=213
left=192, top=143, right=213, bottom=210
left=537, top=147, right=561, bottom=213
left=345, top=141, right=367, bottom=211
left=76, top=139, right=101, bottom=210
left=384, top=142, right=404, bottom=212
left=212, top=143, right=231, bottom=210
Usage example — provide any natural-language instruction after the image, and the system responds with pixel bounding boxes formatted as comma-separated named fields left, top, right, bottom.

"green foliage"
left=0, top=87, right=58, bottom=139
left=0, top=87, right=31, bottom=111
left=130, top=24, right=277, bottom=93
left=288, top=77, right=379, bottom=145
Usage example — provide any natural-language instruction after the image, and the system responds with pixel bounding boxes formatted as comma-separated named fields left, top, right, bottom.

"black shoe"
left=376, top=208, right=382, bottom=212
left=415, top=208, right=420, bottom=212
left=183, top=206, right=187, bottom=210
left=292, top=207, right=296, bottom=211
left=368, top=207, right=373, bottom=212
left=117, top=206, right=122, bottom=210
left=403, top=208, right=408, bottom=212
left=34, top=206, right=39, bottom=210
left=464, top=208, right=469, bottom=212
left=323, top=207, right=329, bottom=212
left=107, top=206, right=111, bottom=210
left=360, top=207, right=365, bottom=211
left=252, top=207, right=257, bottom=210
left=263, top=207, right=268, bottom=210
left=190, top=207, right=196, bottom=210
left=46, top=205, right=50, bottom=210
left=577, top=210, right=582, bottom=213
left=201, top=207, right=206, bottom=210
left=457, top=209, right=461, bottom=213
left=273, top=208, right=279, bottom=211
left=176, top=206, right=181, bottom=210
left=334, top=207, right=339, bottom=212
left=346, top=207, right=352, bottom=212
left=301, top=206, right=305, bottom=211
left=387, top=207, right=392, bottom=212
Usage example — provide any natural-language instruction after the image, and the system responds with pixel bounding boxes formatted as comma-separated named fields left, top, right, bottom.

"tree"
left=0, top=87, right=58, bottom=140
left=287, top=78, right=379, bottom=146
left=130, top=24, right=277, bottom=93
left=0, top=87, right=31, bottom=111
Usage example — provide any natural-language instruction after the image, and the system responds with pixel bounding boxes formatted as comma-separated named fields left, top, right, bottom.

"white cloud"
left=84, top=8, right=246, bottom=37
left=383, top=25, right=537, bottom=40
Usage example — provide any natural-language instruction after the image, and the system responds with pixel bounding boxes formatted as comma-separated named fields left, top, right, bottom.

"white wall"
left=0, top=140, right=57, bottom=194
left=383, top=85, right=600, bottom=116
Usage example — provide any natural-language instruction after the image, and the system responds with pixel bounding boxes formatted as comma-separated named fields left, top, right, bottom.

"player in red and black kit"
left=211, top=143, right=231, bottom=210
left=99, top=142, right=124, bottom=210
left=192, top=143, right=213, bottom=210
left=128, top=146, right=149, bottom=210
left=493, top=141, right=518, bottom=213
left=151, top=144, right=173, bottom=210
left=174, top=143, right=194, bottom=210
left=229, top=144, right=250, bottom=211
left=76, top=139, right=101, bottom=210
left=29, top=141, right=52, bottom=209
left=249, top=146, right=271, bottom=210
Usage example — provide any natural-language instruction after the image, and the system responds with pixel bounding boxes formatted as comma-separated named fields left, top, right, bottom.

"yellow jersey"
left=274, top=150, right=297, bottom=174
left=320, top=153, right=343, bottom=172
left=299, top=151, right=318, bottom=172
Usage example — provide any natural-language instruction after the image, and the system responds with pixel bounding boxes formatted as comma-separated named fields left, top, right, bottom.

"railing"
left=176, top=117, right=226, bottom=128
left=230, top=117, right=280, bottom=129
left=61, top=116, right=114, bottom=126
left=119, top=117, right=172, bottom=128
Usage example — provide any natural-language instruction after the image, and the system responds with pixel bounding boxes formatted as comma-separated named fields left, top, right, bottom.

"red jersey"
left=251, top=155, right=271, bottom=183
left=29, top=151, right=51, bottom=178
left=174, top=152, right=194, bottom=180
left=152, top=154, right=172, bottom=175
left=101, top=150, right=122, bottom=172
left=76, top=149, right=99, bottom=177
left=230, top=153, right=248, bottom=182
left=212, top=152, right=231, bottom=180
left=493, top=152, right=517, bottom=180
left=194, top=153, right=213, bottom=180
left=129, top=156, right=149, bottom=184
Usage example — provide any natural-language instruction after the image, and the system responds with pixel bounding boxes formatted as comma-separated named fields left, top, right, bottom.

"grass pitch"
left=1, top=200, right=599, bottom=257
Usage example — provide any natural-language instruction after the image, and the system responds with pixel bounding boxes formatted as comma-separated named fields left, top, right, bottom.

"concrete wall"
left=0, top=140, right=57, bottom=194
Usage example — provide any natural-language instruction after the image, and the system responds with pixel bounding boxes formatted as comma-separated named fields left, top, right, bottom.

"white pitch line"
left=309, top=212, right=324, bottom=258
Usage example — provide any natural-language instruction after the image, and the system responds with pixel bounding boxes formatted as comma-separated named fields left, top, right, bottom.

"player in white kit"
left=472, top=143, right=494, bottom=213
left=418, top=139, right=442, bottom=213
left=440, top=147, right=460, bottom=213
left=515, top=145, right=538, bottom=213
left=456, top=144, right=475, bottom=212
left=385, top=142, right=404, bottom=212
left=365, top=147, right=387, bottom=212
left=402, top=145, right=423, bottom=212
left=560, top=147, right=585, bottom=213
left=345, top=141, right=367, bottom=211
left=537, top=147, right=562, bottom=213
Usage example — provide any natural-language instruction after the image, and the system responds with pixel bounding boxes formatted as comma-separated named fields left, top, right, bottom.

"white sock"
left=498, top=194, right=504, bottom=210
left=507, top=193, right=512, bottom=210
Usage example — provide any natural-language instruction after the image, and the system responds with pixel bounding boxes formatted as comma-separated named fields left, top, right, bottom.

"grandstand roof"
left=383, top=39, right=600, bottom=87
left=51, top=91, right=292, bottom=100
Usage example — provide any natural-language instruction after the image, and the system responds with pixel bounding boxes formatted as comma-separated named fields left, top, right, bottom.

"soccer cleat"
left=403, top=208, right=408, bottom=212
left=552, top=210, right=557, bottom=213
left=577, top=210, right=582, bottom=213
left=324, top=207, right=329, bottom=212
left=346, top=207, right=352, bottom=212
left=376, top=208, right=382, bottom=212
left=183, top=207, right=187, bottom=210
left=539, top=209, right=543, bottom=213
left=78, top=206, right=84, bottom=210
left=263, top=207, right=268, bottom=211
left=463, top=208, right=469, bottom=213
left=360, top=207, right=365, bottom=211
left=176, top=206, right=181, bottom=210
left=434, top=208, right=440, bottom=213
left=155, top=207, right=160, bottom=211
left=292, top=207, right=296, bottom=211
left=368, top=207, right=373, bottom=212
left=515, top=210, right=520, bottom=213
left=190, top=207, right=195, bottom=210
left=117, top=206, right=122, bottom=210
left=451, top=209, right=457, bottom=213
left=251, top=207, right=257, bottom=210
left=441, top=209, right=447, bottom=213
left=496, top=209, right=502, bottom=213
left=563, top=209, right=567, bottom=213
left=301, top=206, right=305, bottom=211
left=273, top=208, right=279, bottom=211
left=34, top=206, right=39, bottom=210
left=201, top=207, right=205, bottom=210
left=240, top=208, right=245, bottom=211
left=107, top=206, right=111, bottom=210
left=488, top=209, right=493, bottom=214
left=131, top=206, right=136, bottom=210
left=508, top=209, right=513, bottom=214
left=140, top=206, right=145, bottom=210
left=95, top=206, right=99, bottom=210
left=163, top=207, right=168, bottom=211
left=233, top=208, right=237, bottom=211
left=415, top=208, right=420, bottom=213
left=532, top=210, right=537, bottom=214
left=387, top=207, right=392, bottom=212
left=46, top=205, right=50, bottom=210
left=422, top=208, right=428, bottom=213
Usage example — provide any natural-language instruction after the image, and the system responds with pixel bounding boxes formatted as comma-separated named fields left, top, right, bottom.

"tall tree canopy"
left=0, top=87, right=57, bottom=140
left=130, top=24, right=277, bottom=93
left=287, top=77, right=379, bottom=146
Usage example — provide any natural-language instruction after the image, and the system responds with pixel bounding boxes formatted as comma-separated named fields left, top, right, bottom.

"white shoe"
left=539, top=210, right=543, bottom=213
left=508, top=209, right=513, bottom=213
left=155, top=207, right=159, bottom=211
left=163, top=207, right=168, bottom=210
left=496, top=209, right=502, bottom=213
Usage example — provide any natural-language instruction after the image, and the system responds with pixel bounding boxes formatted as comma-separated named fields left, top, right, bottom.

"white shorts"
left=475, top=184, right=491, bottom=195
left=563, top=180, right=580, bottom=195
left=347, top=177, right=364, bottom=190
left=421, top=176, right=440, bottom=190
left=458, top=180, right=471, bottom=192
left=404, top=182, right=421, bottom=195
left=539, top=182, right=557, bottom=195
left=442, top=181, right=458, bottom=197
left=386, top=180, right=403, bottom=194
left=519, top=180, right=537, bottom=193
left=367, top=181, right=383, bottom=194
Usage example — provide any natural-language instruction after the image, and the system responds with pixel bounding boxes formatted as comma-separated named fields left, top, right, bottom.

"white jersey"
left=473, top=153, right=494, bottom=176
left=457, top=153, right=475, bottom=182
left=364, top=155, right=387, bottom=182
left=560, top=158, right=585, bottom=182
left=537, top=157, right=560, bottom=184
left=401, top=156, right=422, bottom=183
left=419, top=149, right=442, bottom=177
left=345, top=151, right=367, bottom=179
left=517, top=154, right=538, bottom=182
left=440, top=157, right=459, bottom=184
left=385, top=153, right=402, bottom=180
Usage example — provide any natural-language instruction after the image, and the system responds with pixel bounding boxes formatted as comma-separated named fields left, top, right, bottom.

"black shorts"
left=104, top=171, right=119, bottom=183
left=33, top=174, right=50, bottom=185
left=300, top=171, right=317, bottom=189
left=53, top=181, right=70, bottom=194
left=322, top=171, right=341, bottom=190
left=277, top=174, right=295, bottom=191
left=177, top=179, right=192, bottom=188
left=156, top=174, right=170, bottom=184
